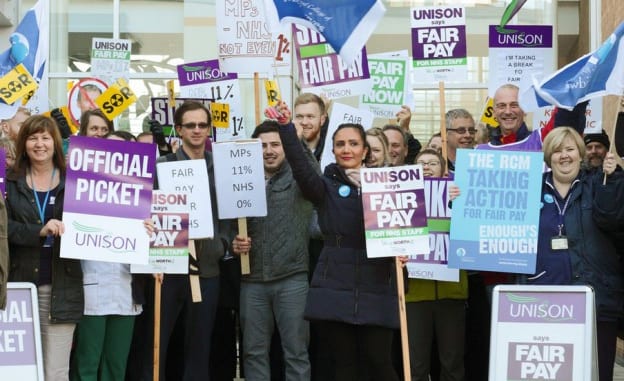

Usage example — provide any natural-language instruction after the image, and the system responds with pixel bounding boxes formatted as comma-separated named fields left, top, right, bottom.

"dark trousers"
left=597, top=320, right=618, bottom=381
left=321, top=321, right=399, bottom=381
left=465, top=273, right=490, bottom=381
left=142, top=275, right=219, bottom=381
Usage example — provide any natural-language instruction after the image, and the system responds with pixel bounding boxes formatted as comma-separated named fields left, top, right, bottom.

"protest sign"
left=320, top=103, right=374, bottom=171
left=216, top=0, right=291, bottom=75
left=0, top=64, right=38, bottom=105
left=531, top=102, right=602, bottom=134
left=294, top=24, right=371, bottom=100
left=157, top=159, right=214, bottom=239
left=361, top=165, right=429, bottom=258
left=411, top=6, right=467, bottom=83
left=0, top=283, right=43, bottom=380
left=67, top=77, right=108, bottom=127
left=131, top=191, right=189, bottom=274
left=61, top=137, right=155, bottom=264
left=488, top=25, right=554, bottom=96
left=407, top=177, right=458, bottom=282
left=212, top=140, right=267, bottom=219
left=95, top=78, right=136, bottom=120
left=360, top=52, right=410, bottom=119
left=177, top=59, right=246, bottom=141
left=0, top=148, right=5, bottom=196
left=90, top=38, right=131, bottom=85
left=449, top=149, right=543, bottom=274
left=490, top=285, right=597, bottom=381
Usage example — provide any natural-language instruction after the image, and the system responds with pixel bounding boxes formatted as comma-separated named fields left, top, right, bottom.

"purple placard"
left=498, top=291, right=586, bottom=324
left=410, top=178, right=451, bottom=265
left=0, top=288, right=37, bottom=366
left=65, top=136, right=155, bottom=219
left=294, top=24, right=370, bottom=88
left=507, top=342, right=573, bottom=380
left=362, top=189, right=427, bottom=230
left=176, top=59, right=237, bottom=87
left=411, top=25, right=467, bottom=60
left=489, top=25, right=553, bottom=48
left=0, top=148, right=5, bottom=197
left=151, top=212, right=189, bottom=249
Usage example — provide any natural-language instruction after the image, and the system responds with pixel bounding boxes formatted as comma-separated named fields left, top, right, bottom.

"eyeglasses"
left=180, top=122, right=210, bottom=129
left=494, top=102, right=521, bottom=111
left=416, top=160, right=440, bottom=167
left=447, top=127, right=477, bottom=135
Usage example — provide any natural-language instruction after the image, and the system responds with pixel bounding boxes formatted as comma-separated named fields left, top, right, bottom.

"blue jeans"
left=240, top=272, right=310, bottom=381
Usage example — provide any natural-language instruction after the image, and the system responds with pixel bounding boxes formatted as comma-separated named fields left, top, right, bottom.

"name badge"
left=551, top=235, right=568, bottom=250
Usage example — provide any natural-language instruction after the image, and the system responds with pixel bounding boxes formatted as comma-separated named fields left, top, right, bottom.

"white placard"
left=490, top=285, right=597, bottom=381
left=320, top=103, right=374, bottom=171
left=90, top=38, right=132, bottom=85
left=156, top=160, right=214, bottom=239
left=212, top=140, right=267, bottom=219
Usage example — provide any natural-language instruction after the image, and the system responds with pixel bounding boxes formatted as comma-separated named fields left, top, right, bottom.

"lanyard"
left=31, top=168, right=56, bottom=223
left=552, top=189, right=573, bottom=236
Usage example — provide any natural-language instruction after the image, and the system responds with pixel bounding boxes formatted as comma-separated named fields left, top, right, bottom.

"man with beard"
left=294, top=93, right=327, bottom=161
left=584, top=130, right=610, bottom=170
left=232, top=120, right=318, bottom=381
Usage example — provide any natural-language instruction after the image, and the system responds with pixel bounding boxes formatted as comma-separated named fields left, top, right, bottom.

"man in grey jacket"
left=232, top=120, right=319, bottom=381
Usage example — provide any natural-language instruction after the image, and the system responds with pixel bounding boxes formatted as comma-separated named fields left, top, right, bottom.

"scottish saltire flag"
left=0, top=0, right=48, bottom=118
left=263, top=0, right=386, bottom=64
left=521, top=21, right=624, bottom=111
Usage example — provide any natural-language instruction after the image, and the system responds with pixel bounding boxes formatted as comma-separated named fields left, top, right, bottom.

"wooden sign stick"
left=188, top=240, right=202, bottom=302
left=395, top=258, right=411, bottom=381
left=439, top=81, right=449, bottom=177
left=153, top=278, right=162, bottom=381
left=238, top=217, right=250, bottom=275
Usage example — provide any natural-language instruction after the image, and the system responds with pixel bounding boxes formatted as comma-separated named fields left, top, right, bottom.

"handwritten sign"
left=157, top=159, right=214, bottom=239
left=61, top=137, right=156, bottom=264
left=212, top=140, right=267, bottom=219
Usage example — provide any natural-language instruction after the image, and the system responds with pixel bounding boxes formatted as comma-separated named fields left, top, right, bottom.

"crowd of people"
left=0, top=81, right=623, bottom=381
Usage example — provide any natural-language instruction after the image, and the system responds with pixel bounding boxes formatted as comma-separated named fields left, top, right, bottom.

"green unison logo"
left=73, top=220, right=137, bottom=254
left=496, top=0, right=528, bottom=34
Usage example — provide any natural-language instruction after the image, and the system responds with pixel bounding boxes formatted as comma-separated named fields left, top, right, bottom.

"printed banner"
left=361, top=165, right=429, bottom=258
left=488, top=25, right=554, bottom=96
left=131, top=191, right=190, bottom=274
left=294, top=24, right=371, bottom=100
left=407, top=177, right=458, bottom=282
left=212, top=140, right=267, bottom=219
left=490, top=286, right=596, bottom=381
left=449, top=149, right=543, bottom=274
left=0, top=283, right=44, bottom=380
left=360, top=52, right=410, bottom=120
left=177, top=59, right=246, bottom=141
left=61, top=137, right=156, bottom=264
left=411, top=6, right=467, bottom=83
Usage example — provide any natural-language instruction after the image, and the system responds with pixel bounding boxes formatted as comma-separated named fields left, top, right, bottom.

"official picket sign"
left=361, top=165, right=429, bottom=258
left=61, top=137, right=156, bottom=264
left=157, top=159, right=214, bottom=239
left=449, top=149, right=543, bottom=274
left=489, top=285, right=597, bottom=381
left=212, top=140, right=267, bottom=219
left=407, top=177, right=458, bottom=282
left=0, top=283, right=44, bottom=380
left=131, top=191, right=190, bottom=274
left=320, top=103, right=374, bottom=171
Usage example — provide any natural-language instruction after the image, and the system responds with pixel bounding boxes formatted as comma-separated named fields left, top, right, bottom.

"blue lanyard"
left=31, top=168, right=56, bottom=223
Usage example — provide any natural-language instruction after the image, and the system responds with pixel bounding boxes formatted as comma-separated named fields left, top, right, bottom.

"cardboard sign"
left=212, top=140, right=267, bottom=219
left=156, top=159, right=214, bottom=239
left=0, top=64, right=38, bottom=105
left=95, top=78, right=137, bottom=120
left=0, top=283, right=44, bottom=380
